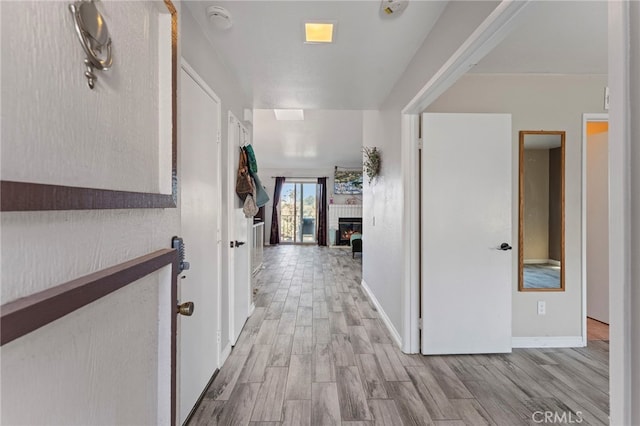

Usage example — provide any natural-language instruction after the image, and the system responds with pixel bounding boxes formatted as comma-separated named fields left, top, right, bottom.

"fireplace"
left=336, top=217, right=362, bottom=246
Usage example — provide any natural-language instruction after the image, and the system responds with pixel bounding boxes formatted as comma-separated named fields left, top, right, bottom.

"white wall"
left=181, top=5, right=251, bottom=354
left=362, top=1, right=500, bottom=341
left=0, top=1, right=179, bottom=424
left=586, top=130, right=609, bottom=323
left=426, top=74, right=607, bottom=338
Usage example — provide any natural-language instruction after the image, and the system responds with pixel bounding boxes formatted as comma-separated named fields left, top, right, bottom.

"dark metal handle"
left=499, top=243, right=512, bottom=251
left=235, top=241, right=246, bottom=247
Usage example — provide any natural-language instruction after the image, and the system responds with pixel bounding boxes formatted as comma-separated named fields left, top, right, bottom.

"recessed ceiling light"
left=305, top=22, right=335, bottom=43
left=274, top=109, right=304, bottom=121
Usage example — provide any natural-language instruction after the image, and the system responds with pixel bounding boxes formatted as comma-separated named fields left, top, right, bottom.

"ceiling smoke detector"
left=207, top=6, right=232, bottom=30
left=380, top=0, right=409, bottom=16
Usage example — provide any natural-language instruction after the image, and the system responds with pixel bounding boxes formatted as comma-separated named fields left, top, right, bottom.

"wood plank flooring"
left=190, top=245, right=609, bottom=426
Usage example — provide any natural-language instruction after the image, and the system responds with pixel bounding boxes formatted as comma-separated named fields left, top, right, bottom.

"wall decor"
left=334, top=168, right=363, bottom=195
left=363, top=146, right=381, bottom=183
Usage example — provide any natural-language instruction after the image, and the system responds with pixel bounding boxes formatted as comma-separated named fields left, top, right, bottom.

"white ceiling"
left=185, top=1, right=447, bottom=109
left=252, top=109, right=364, bottom=169
left=471, top=1, right=607, bottom=74
left=187, top=1, right=608, bottom=169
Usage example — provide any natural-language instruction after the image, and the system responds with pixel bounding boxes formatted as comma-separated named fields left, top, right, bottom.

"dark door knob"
left=177, top=301, right=194, bottom=316
left=499, top=243, right=512, bottom=251
left=235, top=241, right=246, bottom=247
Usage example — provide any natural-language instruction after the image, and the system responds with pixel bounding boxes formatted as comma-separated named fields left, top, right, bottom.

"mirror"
left=518, top=131, right=565, bottom=292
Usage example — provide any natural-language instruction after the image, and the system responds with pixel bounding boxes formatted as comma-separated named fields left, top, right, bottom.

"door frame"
left=581, top=113, right=608, bottom=347
left=399, top=0, right=532, bottom=353
left=227, top=111, right=240, bottom=345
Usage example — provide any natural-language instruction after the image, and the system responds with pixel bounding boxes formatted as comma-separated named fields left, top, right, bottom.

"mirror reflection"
left=519, top=131, right=565, bottom=292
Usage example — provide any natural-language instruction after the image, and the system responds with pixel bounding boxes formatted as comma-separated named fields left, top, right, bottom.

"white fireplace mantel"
left=329, top=204, right=362, bottom=230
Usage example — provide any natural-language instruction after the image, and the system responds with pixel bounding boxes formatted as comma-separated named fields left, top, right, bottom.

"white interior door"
left=228, top=116, right=252, bottom=344
left=179, top=63, right=222, bottom=422
left=421, top=113, right=512, bottom=355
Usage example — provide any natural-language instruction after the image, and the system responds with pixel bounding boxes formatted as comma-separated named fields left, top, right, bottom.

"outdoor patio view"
left=280, top=182, right=317, bottom=243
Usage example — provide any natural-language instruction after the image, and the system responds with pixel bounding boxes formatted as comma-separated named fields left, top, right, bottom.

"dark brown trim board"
left=0, top=181, right=176, bottom=211
left=0, top=0, right=178, bottom=212
left=1, top=248, right=178, bottom=345
left=1, top=247, right=179, bottom=424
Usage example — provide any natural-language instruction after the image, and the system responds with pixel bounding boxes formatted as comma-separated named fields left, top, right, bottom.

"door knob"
left=235, top=241, right=246, bottom=247
left=499, top=243, right=512, bottom=251
left=177, top=301, right=194, bottom=316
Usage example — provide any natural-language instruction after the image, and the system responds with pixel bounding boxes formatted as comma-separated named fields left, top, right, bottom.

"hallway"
left=189, top=245, right=609, bottom=425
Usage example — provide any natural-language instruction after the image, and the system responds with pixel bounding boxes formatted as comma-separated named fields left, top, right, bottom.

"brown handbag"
left=235, top=148, right=254, bottom=200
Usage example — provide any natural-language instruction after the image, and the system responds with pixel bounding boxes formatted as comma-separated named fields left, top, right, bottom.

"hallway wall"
left=181, top=3, right=251, bottom=372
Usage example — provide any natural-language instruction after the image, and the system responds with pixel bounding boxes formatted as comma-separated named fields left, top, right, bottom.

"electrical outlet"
left=537, top=301, right=546, bottom=315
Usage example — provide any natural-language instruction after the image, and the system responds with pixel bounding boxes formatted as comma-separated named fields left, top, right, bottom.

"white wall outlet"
left=537, top=301, right=546, bottom=315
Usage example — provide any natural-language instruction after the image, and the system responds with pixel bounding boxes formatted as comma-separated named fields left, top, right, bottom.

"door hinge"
left=418, top=318, right=423, bottom=329
left=217, top=330, right=221, bottom=343
left=417, top=138, right=423, bottom=149
left=217, top=131, right=221, bottom=144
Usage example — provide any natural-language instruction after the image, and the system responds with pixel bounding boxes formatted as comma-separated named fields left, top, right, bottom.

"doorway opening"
left=279, top=181, right=317, bottom=244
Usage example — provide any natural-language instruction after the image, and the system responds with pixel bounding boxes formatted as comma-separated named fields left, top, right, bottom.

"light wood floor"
left=190, top=245, right=609, bottom=426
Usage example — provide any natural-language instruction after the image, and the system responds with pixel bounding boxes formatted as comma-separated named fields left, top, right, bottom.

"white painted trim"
left=228, top=111, right=240, bottom=345
left=581, top=113, right=608, bottom=348
left=402, top=0, right=531, bottom=114
left=512, top=336, right=584, bottom=349
left=401, top=0, right=532, bottom=356
left=361, top=279, right=402, bottom=349
left=401, top=114, right=420, bottom=354
left=608, top=2, right=632, bottom=423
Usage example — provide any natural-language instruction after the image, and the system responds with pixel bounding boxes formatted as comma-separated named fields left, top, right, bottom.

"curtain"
left=317, top=177, right=328, bottom=246
left=270, top=177, right=285, bottom=245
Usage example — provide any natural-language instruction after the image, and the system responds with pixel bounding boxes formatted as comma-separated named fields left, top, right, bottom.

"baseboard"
left=512, top=336, right=584, bottom=348
left=181, top=368, right=219, bottom=426
left=219, top=341, right=232, bottom=367
left=548, top=259, right=561, bottom=266
left=360, top=279, right=403, bottom=348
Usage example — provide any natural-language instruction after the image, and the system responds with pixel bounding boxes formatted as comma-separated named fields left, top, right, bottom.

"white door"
left=227, top=115, right=252, bottom=344
left=179, top=63, right=222, bottom=422
left=421, top=113, right=512, bottom=355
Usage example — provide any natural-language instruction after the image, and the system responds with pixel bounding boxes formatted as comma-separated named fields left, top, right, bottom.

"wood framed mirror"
left=518, top=130, right=565, bottom=292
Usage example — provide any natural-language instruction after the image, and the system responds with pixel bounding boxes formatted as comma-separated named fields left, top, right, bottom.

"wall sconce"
left=69, top=0, right=113, bottom=89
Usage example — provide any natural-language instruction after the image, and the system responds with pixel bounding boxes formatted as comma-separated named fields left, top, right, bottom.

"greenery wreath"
left=363, top=146, right=381, bottom=183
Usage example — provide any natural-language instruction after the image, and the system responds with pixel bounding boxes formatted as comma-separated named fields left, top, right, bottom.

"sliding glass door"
left=280, top=182, right=317, bottom=244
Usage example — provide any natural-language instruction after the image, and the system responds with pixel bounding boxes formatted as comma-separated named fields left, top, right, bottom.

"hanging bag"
left=235, top=148, right=254, bottom=201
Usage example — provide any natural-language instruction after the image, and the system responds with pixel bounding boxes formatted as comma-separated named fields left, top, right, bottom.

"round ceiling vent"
left=207, top=6, right=232, bottom=30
